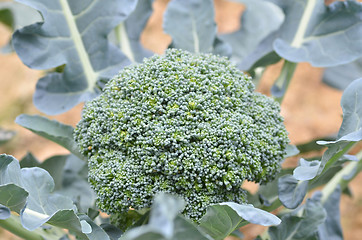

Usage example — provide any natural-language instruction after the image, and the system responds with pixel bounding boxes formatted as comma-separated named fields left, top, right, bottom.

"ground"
left=0, top=0, right=361, bottom=239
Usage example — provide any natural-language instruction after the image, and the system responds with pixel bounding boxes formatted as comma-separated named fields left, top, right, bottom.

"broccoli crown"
left=74, top=49, right=289, bottom=220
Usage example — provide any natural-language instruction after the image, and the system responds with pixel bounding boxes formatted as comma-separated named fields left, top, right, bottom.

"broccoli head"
left=74, top=49, right=289, bottom=221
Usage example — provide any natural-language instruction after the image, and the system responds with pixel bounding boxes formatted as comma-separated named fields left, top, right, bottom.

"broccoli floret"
left=74, top=49, right=289, bottom=221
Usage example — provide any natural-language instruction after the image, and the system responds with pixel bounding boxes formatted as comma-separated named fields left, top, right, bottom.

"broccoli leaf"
left=12, top=0, right=137, bottom=115
left=0, top=184, right=28, bottom=214
left=0, top=154, right=107, bottom=239
left=323, top=58, right=362, bottom=91
left=273, top=0, right=362, bottom=67
left=0, top=1, right=41, bottom=54
left=269, top=216, right=303, bottom=240
left=0, top=204, right=11, bottom=220
left=121, top=193, right=210, bottom=240
left=337, top=78, right=362, bottom=138
left=269, top=194, right=326, bottom=240
left=15, top=114, right=84, bottom=160
left=20, top=152, right=40, bottom=168
left=199, top=202, right=281, bottom=240
left=278, top=175, right=308, bottom=209
left=316, top=78, right=362, bottom=174
left=163, top=0, right=216, bottom=53
left=293, top=158, right=321, bottom=181
left=220, top=0, right=284, bottom=70
left=318, top=186, right=343, bottom=240
left=294, top=194, right=327, bottom=239
left=113, top=0, right=154, bottom=63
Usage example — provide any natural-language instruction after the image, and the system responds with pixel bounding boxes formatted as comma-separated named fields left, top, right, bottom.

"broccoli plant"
left=0, top=0, right=362, bottom=240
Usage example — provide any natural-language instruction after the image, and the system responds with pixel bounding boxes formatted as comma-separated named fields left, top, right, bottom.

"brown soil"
left=0, top=0, right=361, bottom=239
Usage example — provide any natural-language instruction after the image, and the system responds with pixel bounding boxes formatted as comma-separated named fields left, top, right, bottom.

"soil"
left=0, top=0, right=361, bottom=239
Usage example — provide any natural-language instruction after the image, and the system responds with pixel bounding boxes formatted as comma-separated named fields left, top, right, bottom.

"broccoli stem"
left=321, top=150, right=362, bottom=204
left=272, top=60, right=297, bottom=104
left=0, top=214, right=64, bottom=240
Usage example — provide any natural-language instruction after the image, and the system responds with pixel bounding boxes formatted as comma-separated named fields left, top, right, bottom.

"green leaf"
left=101, top=223, right=123, bottom=240
left=163, top=0, right=216, bottom=53
left=15, top=114, right=84, bottom=160
left=337, top=78, right=362, bottom=138
left=0, top=128, right=16, bottom=146
left=323, top=58, right=362, bottom=90
left=40, top=155, right=67, bottom=190
left=0, top=9, right=13, bottom=29
left=220, top=0, right=284, bottom=69
left=296, top=135, right=336, bottom=153
left=318, top=186, right=343, bottom=240
left=13, top=0, right=137, bottom=115
left=278, top=175, right=308, bottom=209
left=20, top=152, right=40, bottom=168
left=173, top=216, right=210, bottom=240
left=317, top=129, right=362, bottom=175
left=78, top=215, right=111, bottom=240
left=273, top=0, right=362, bottom=67
left=199, top=202, right=281, bottom=240
left=269, top=216, right=303, bottom=240
left=293, top=158, right=320, bottom=181
left=198, top=204, right=242, bottom=240
left=0, top=184, right=28, bottom=214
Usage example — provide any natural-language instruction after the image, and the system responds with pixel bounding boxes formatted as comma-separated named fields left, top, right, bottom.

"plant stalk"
left=0, top=214, right=65, bottom=240
left=272, top=60, right=297, bottom=104
left=321, top=151, right=362, bottom=204
left=0, top=215, right=43, bottom=240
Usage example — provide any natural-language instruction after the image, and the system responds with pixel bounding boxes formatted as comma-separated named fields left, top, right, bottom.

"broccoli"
left=74, top=49, right=289, bottom=222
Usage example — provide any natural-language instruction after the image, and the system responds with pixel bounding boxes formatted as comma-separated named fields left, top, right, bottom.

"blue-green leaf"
left=220, top=0, right=284, bottom=69
left=0, top=154, right=106, bottom=240
left=294, top=195, right=327, bottom=239
left=13, top=0, right=137, bottom=115
left=293, top=158, right=321, bottom=181
left=323, top=58, right=362, bottom=91
left=0, top=1, right=41, bottom=53
left=269, top=195, right=326, bottom=240
left=55, top=155, right=95, bottom=213
left=15, top=114, right=84, bottom=160
left=0, top=204, right=11, bottom=220
left=273, top=0, right=362, bottom=67
left=337, top=78, right=362, bottom=138
left=121, top=193, right=209, bottom=240
left=20, top=167, right=76, bottom=230
left=163, top=0, right=216, bottom=53
left=114, top=0, right=153, bottom=63
left=318, top=186, right=343, bottom=240
left=285, top=144, right=300, bottom=158
left=278, top=175, right=308, bottom=209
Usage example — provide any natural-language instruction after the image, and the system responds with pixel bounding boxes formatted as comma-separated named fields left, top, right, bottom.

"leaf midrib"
left=59, top=0, right=98, bottom=92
